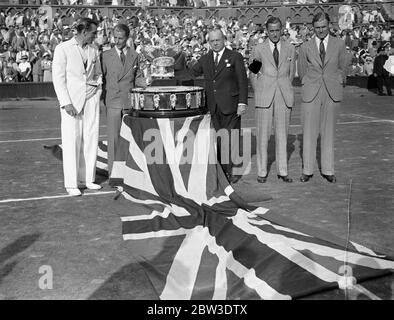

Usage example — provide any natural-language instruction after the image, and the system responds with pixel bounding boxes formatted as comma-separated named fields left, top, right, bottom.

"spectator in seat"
left=31, top=50, right=43, bottom=82
left=41, top=52, right=52, bottom=82
left=18, top=54, right=32, bottom=82
left=363, top=55, right=374, bottom=76
left=348, top=57, right=363, bottom=76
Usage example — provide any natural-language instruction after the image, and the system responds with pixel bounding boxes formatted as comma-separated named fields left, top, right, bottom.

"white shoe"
left=84, top=183, right=102, bottom=190
left=66, top=188, right=82, bottom=196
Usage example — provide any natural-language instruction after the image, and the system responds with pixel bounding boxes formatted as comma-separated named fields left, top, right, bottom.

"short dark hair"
left=75, top=17, right=97, bottom=34
left=265, top=16, right=282, bottom=29
left=114, top=23, right=130, bottom=38
left=312, top=12, right=330, bottom=26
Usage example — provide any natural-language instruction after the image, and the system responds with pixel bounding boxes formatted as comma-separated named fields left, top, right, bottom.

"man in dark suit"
left=298, top=12, right=348, bottom=183
left=189, top=28, right=248, bottom=183
left=101, top=23, right=147, bottom=175
left=373, top=45, right=392, bottom=96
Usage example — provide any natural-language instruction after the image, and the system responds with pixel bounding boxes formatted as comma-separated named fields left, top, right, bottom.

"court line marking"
left=0, top=190, right=116, bottom=204
left=1, top=119, right=393, bottom=144
left=0, top=134, right=107, bottom=144
left=0, top=125, right=107, bottom=134
left=241, top=120, right=394, bottom=128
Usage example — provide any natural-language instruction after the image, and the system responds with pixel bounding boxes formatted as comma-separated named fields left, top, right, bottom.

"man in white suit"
left=52, top=18, right=103, bottom=196
left=250, top=16, right=296, bottom=183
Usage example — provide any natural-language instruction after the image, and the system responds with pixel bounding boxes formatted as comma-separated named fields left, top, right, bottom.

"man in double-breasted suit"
left=189, top=28, right=248, bottom=183
left=52, top=18, right=102, bottom=196
left=101, top=23, right=147, bottom=175
left=298, top=12, right=348, bottom=183
left=250, top=16, right=296, bottom=183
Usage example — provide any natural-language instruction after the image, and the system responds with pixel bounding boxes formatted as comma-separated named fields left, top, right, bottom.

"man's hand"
left=373, top=73, right=377, bottom=77
left=63, top=104, right=78, bottom=117
left=237, top=103, right=247, bottom=116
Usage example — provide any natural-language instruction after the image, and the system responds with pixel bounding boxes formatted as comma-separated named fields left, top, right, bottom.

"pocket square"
left=248, top=60, right=262, bottom=74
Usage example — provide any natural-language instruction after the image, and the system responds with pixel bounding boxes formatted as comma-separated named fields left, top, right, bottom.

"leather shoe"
left=257, top=175, right=268, bottom=183
left=300, top=173, right=313, bottom=182
left=229, top=175, right=241, bottom=184
left=321, top=174, right=336, bottom=183
left=277, top=175, right=293, bottom=183
left=66, top=188, right=82, bottom=196
left=79, top=182, right=102, bottom=190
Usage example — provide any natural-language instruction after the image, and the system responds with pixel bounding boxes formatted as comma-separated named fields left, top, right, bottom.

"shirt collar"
left=214, top=47, right=225, bottom=58
left=115, top=46, right=128, bottom=55
left=315, top=34, right=329, bottom=48
left=268, top=39, right=281, bottom=52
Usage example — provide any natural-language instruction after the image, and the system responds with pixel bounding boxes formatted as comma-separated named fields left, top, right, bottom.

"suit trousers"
left=377, top=75, right=392, bottom=95
left=256, top=93, right=291, bottom=177
left=301, top=86, right=338, bottom=176
left=60, top=93, right=100, bottom=188
left=211, top=109, right=241, bottom=176
left=106, top=107, right=123, bottom=175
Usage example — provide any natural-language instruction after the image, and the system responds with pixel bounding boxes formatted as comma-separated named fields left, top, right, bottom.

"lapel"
left=86, top=45, right=92, bottom=70
left=263, top=40, right=276, bottom=68
left=207, top=50, right=215, bottom=78
left=278, top=40, right=288, bottom=69
left=71, top=38, right=85, bottom=72
left=107, top=47, right=123, bottom=80
left=311, top=36, right=324, bottom=69
left=323, top=35, right=335, bottom=67
left=119, top=47, right=136, bottom=81
left=214, top=48, right=230, bottom=77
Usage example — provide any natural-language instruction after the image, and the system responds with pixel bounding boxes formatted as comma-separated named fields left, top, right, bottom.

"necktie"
left=120, top=50, right=125, bottom=65
left=273, top=42, right=279, bottom=68
left=214, top=52, right=219, bottom=67
left=319, top=39, right=325, bottom=64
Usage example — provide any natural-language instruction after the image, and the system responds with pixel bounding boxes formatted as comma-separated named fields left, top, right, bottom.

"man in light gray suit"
left=250, top=16, right=296, bottom=183
left=101, top=23, right=147, bottom=175
left=298, top=12, right=348, bottom=183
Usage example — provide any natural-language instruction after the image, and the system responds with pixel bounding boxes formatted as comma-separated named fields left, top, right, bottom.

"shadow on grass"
left=87, top=262, right=159, bottom=300
left=0, top=233, right=40, bottom=284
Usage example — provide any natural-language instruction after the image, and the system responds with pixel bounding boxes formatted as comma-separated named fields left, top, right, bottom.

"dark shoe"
left=378, top=92, right=386, bottom=96
left=257, top=175, right=268, bottom=183
left=229, top=175, right=241, bottom=184
left=277, top=175, right=293, bottom=183
left=300, top=173, right=313, bottom=182
left=322, top=174, right=336, bottom=183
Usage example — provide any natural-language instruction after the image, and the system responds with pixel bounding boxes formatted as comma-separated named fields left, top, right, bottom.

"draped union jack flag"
left=107, top=114, right=394, bottom=300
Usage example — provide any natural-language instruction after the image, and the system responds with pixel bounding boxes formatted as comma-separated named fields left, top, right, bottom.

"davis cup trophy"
left=127, top=43, right=207, bottom=118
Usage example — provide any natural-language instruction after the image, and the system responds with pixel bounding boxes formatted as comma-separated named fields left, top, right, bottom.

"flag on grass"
left=108, top=114, right=394, bottom=300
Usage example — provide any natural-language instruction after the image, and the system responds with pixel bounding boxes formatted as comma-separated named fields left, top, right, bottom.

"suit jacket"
left=298, top=35, right=348, bottom=103
left=190, top=48, right=248, bottom=115
left=250, top=39, right=296, bottom=108
left=101, top=47, right=146, bottom=109
left=373, top=54, right=389, bottom=77
left=52, top=37, right=102, bottom=113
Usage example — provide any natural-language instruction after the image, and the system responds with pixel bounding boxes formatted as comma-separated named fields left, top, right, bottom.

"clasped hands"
left=63, top=104, right=78, bottom=117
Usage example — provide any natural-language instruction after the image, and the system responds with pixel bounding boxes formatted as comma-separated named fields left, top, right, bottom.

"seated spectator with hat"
left=18, top=54, right=31, bottom=81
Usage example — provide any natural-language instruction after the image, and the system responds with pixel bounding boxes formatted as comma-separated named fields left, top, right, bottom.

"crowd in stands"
left=0, top=1, right=393, bottom=83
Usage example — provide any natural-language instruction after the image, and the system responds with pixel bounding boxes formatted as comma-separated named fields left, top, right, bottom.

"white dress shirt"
left=268, top=39, right=281, bottom=54
left=213, top=47, right=225, bottom=65
left=115, top=46, right=128, bottom=61
left=315, top=35, right=329, bottom=51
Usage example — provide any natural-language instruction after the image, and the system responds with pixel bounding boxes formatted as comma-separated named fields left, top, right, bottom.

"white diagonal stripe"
left=160, top=226, right=208, bottom=300
left=187, top=115, right=211, bottom=203
left=157, top=118, right=190, bottom=201
left=123, top=228, right=188, bottom=240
